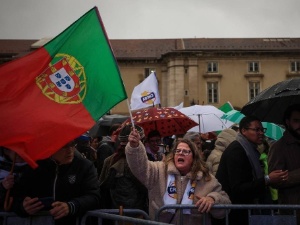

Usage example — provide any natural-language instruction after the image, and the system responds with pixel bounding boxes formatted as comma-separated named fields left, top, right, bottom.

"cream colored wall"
left=186, top=58, right=199, bottom=106
left=166, top=58, right=185, bottom=107
left=192, top=56, right=295, bottom=109
left=111, top=55, right=299, bottom=115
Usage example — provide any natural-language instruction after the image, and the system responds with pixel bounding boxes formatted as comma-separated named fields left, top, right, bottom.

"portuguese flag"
left=0, top=7, right=127, bottom=168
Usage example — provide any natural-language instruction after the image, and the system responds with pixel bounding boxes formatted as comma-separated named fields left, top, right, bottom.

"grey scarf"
left=236, top=133, right=264, bottom=179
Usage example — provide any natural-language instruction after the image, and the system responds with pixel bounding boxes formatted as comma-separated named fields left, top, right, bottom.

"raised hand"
left=128, top=128, right=141, bottom=148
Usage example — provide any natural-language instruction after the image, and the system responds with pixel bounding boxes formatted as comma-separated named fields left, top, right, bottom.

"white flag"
left=130, top=72, right=161, bottom=110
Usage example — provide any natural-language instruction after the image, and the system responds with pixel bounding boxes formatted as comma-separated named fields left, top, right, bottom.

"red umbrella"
left=117, top=107, right=198, bottom=137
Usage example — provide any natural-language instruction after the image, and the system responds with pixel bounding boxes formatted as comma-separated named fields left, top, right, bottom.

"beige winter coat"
left=206, top=129, right=237, bottom=176
left=125, top=142, right=231, bottom=225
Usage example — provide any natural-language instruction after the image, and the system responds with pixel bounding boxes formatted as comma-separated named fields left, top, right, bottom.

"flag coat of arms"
left=0, top=7, right=127, bottom=168
left=130, top=72, right=161, bottom=110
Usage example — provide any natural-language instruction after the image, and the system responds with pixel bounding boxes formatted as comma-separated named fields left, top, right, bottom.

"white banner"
left=130, top=72, right=161, bottom=110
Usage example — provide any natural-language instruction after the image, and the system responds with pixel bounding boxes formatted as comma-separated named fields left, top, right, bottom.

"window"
left=248, top=62, right=259, bottom=73
left=290, top=61, right=300, bottom=72
left=144, top=68, right=155, bottom=78
left=207, top=62, right=218, bottom=73
left=249, top=81, right=260, bottom=100
left=207, top=82, right=218, bottom=103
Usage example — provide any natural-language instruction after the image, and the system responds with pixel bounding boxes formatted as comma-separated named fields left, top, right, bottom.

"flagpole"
left=198, top=114, right=201, bottom=133
left=126, top=99, right=135, bottom=129
left=4, top=152, right=16, bottom=211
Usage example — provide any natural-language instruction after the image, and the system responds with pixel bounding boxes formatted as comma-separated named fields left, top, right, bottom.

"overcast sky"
left=1, top=0, right=300, bottom=40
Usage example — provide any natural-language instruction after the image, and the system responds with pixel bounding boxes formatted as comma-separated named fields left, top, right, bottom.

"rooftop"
left=1, top=38, right=300, bottom=62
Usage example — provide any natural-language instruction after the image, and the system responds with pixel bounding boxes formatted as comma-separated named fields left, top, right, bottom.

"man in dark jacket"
left=12, top=140, right=101, bottom=225
left=215, top=116, right=287, bottom=225
left=99, top=124, right=148, bottom=212
left=268, top=104, right=300, bottom=225
left=96, top=123, right=121, bottom=177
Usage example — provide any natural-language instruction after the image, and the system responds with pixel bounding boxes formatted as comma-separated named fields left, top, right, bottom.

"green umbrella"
left=221, top=109, right=245, bottom=123
left=219, top=101, right=234, bottom=113
left=222, top=109, right=285, bottom=140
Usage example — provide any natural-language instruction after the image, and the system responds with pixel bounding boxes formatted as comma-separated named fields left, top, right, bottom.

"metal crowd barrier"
left=0, top=211, right=55, bottom=225
left=0, top=209, right=164, bottom=225
left=155, top=204, right=300, bottom=225
left=80, top=209, right=168, bottom=225
left=1, top=205, right=299, bottom=225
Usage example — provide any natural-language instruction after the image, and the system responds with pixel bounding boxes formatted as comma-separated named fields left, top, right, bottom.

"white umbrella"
left=179, top=105, right=234, bottom=133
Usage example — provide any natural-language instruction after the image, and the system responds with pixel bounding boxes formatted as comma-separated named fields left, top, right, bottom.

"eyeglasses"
left=174, top=149, right=192, bottom=156
left=245, top=127, right=267, bottom=133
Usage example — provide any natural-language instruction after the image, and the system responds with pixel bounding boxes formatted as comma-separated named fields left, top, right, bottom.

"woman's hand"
left=195, top=195, right=215, bottom=213
left=128, top=128, right=140, bottom=148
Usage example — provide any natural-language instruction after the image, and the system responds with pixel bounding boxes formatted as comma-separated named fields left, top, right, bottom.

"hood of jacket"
left=214, top=128, right=237, bottom=152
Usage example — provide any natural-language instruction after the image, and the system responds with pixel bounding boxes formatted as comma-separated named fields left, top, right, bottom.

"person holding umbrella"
left=126, top=128, right=231, bottom=225
left=268, top=104, right=300, bottom=224
left=215, top=115, right=288, bottom=225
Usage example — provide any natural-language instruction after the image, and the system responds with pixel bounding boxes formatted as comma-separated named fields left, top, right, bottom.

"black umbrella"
left=241, top=78, right=300, bottom=125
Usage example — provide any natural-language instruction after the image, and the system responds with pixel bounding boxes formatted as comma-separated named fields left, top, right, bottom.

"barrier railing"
left=155, top=204, right=300, bottom=225
left=1, top=205, right=299, bottom=225
left=0, top=211, right=55, bottom=225
left=0, top=209, right=154, bottom=225
left=80, top=209, right=168, bottom=225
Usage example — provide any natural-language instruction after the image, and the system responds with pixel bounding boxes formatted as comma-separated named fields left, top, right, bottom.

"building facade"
left=1, top=38, right=300, bottom=115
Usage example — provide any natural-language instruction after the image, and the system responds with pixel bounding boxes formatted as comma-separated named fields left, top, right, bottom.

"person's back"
left=99, top=124, right=148, bottom=212
left=97, top=139, right=114, bottom=177
left=96, top=123, right=121, bottom=177
left=206, top=128, right=237, bottom=176
left=101, top=155, right=148, bottom=211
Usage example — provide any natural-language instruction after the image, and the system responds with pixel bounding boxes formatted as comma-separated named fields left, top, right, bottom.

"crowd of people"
left=0, top=104, right=300, bottom=225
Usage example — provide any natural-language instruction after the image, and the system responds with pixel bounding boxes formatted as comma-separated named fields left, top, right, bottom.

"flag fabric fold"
left=130, top=72, right=160, bottom=110
left=0, top=7, right=127, bottom=168
left=219, top=101, right=234, bottom=113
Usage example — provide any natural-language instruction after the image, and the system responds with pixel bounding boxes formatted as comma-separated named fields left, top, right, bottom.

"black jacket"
left=99, top=155, right=148, bottom=212
left=12, top=154, right=101, bottom=225
left=215, top=140, right=270, bottom=225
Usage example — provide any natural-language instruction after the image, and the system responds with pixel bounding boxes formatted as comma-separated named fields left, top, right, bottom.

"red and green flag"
left=0, top=7, right=127, bottom=168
